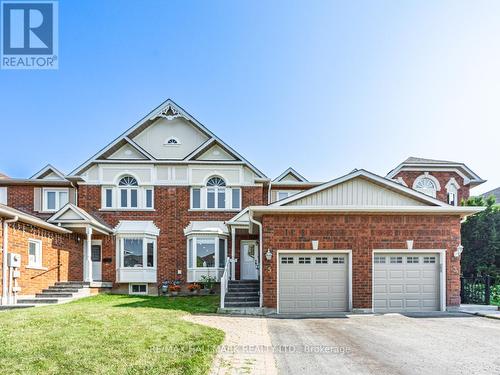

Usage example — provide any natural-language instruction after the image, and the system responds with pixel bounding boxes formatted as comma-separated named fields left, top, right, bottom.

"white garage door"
left=279, top=253, right=349, bottom=313
left=373, top=253, right=440, bottom=313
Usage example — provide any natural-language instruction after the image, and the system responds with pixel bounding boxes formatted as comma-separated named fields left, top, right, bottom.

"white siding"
left=132, top=118, right=209, bottom=160
left=288, top=177, right=426, bottom=206
left=197, top=144, right=236, bottom=161
left=109, top=144, right=147, bottom=160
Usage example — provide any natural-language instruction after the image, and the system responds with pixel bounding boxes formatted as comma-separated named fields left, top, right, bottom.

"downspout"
left=249, top=209, right=263, bottom=308
left=2, top=215, right=18, bottom=305
left=267, top=181, right=272, bottom=204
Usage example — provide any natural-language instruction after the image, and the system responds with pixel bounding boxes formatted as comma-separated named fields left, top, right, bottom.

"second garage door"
left=373, top=252, right=441, bottom=313
left=279, top=253, right=349, bottom=313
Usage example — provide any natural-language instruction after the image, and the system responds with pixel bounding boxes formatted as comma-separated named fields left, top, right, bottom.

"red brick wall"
left=0, top=220, right=82, bottom=296
left=394, top=171, right=470, bottom=204
left=261, top=214, right=462, bottom=310
left=77, top=185, right=266, bottom=286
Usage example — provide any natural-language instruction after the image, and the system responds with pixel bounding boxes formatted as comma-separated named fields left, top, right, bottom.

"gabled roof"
left=31, top=164, right=67, bottom=180
left=271, top=169, right=448, bottom=207
left=480, top=187, right=500, bottom=202
left=273, top=167, right=308, bottom=182
left=226, top=208, right=250, bottom=226
left=0, top=203, right=71, bottom=233
left=0, top=172, right=9, bottom=179
left=114, top=220, right=160, bottom=236
left=184, top=221, right=229, bottom=236
left=48, top=204, right=113, bottom=234
left=70, top=99, right=266, bottom=178
left=185, top=139, right=240, bottom=162
left=387, top=156, right=485, bottom=186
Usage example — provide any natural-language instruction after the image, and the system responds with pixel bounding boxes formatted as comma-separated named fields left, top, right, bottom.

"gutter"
left=2, top=215, right=18, bottom=305
left=248, top=210, right=263, bottom=308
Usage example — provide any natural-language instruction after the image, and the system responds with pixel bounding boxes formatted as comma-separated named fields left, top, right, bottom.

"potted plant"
left=187, top=283, right=201, bottom=295
left=200, top=275, right=217, bottom=294
left=169, top=284, right=181, bottom=296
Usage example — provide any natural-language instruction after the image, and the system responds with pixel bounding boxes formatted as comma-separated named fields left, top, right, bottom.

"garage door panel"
left=279, top=253, right=348, bottom=313
left=374, top=252, right=440, bottom=313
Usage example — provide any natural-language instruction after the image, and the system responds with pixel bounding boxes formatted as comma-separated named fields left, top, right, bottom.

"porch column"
left=231, top=226, right=236, bottom=281
left=85, top=226, right=93, bottom=282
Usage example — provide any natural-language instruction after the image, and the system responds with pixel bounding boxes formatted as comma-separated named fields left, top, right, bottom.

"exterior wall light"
left=265, top=249, right=273, bottom=261
left=406, top=240, right=414, bottom=250
left=454, top=245, right=464, bottom=258
left=312, top=240, right=319, bottom=250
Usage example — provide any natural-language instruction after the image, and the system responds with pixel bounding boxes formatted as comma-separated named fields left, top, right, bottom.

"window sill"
left=189, top=209, right=241, bottom=212
left=99, top=208, right=156, bottom=212
left=26, top=265, right=48, bottom=271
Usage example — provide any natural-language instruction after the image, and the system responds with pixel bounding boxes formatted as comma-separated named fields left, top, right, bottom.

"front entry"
left=84, top=240, right=102, bottom=282
left=240, top=241, right=258, bottom=280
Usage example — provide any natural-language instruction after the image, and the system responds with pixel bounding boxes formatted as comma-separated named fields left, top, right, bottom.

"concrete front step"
left=55, top=281, right=90, bottom=287
left=0, top=304, right=35, bottom=311
left=42, top=286, right=79, bottom=293
left=225, top=301, right=260, bottom=307
left=18, top=298, right=59, bottom=304
left=35, top=293, right=74, bottom=298
left=225, top=296, right=259, bottom=303
left=229, top=281, right=259, bottom=285
left=228, top=287, right=259, bottom=293
left=226, top=290, right=259, bottom=296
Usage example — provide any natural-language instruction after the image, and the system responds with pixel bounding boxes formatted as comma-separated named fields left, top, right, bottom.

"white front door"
left=240, top=241, right=258, bottom=280
left=91, top=244, right=102, bottom=281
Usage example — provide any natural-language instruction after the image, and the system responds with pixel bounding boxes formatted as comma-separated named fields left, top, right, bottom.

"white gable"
left=286, top=176, right=428, bottom=207
left=42, top=171, right=65, bottom=180
left=57, top=209, right=85, bottom=220
left=132, top=117, right=209, bottom=160
left=279, top=173, right=302, bottom=182
left=108, top=143, right=148, bottom=160
left=196, top=144, right=236, bottom=161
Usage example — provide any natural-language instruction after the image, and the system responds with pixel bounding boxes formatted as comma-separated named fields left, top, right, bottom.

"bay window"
left=186, top=235, right=227, bottom=282
left=102, top=176, right=154, bottom=210
left=120, top=236, right=157, bottom=269
left=190, top=176, right=241, bottom=210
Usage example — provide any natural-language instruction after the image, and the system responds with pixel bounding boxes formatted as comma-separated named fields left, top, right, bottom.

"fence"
left=460, top=275, right=493, bottom=305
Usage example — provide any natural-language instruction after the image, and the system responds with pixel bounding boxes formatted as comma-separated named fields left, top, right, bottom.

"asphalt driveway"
left=268, top=313, right=500, bottom=375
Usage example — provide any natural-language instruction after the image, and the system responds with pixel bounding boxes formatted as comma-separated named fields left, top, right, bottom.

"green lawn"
left=0, top=294, right=224, bottom=375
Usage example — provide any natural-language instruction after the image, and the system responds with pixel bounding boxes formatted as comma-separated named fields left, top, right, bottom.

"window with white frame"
left=190, top=176, right=241, bottom=210
left=0, top=187, right=7, bottom=205
left=102, top=176, right=154, bottom=210
left=187, top=236, right=227, bottom=270
left=447, top=183, right=458, bottom=206
left=28, top=239, right=42, bottom=267
left=413, top=174, right=439, bottom=198
left=277, top=191, right=291, bottom=201
left=119, top=236, right=156, bottom=268
left=129, top=284, right=148, bottom=295
left=42, top=188, right=69, bottom=212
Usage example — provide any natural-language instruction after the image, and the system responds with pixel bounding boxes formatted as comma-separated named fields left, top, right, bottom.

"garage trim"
left=276, top=250, right=352, bottom=314
left=372, top=249, right=446, bottom=312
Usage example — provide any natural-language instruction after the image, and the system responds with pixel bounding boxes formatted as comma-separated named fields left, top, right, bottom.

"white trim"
left=273, top=167, right=308, bottom=182
left=387, top=164, right=484, bottom=184
left=42, top=188, right=70, bottom=212
left=372, top=249, right=446, bottom=312
left=163, top=136, right=181, bottom=146
left=276, top=250, right=352, bottom=314
left=31, top=164, right=66, bottom=180
left=70, top=99, right=267, bottom=178
left=186, top=235, right=227, bottom=282
left=412, top=173, right=441, bottom=196
left=271, top=169, right=448, bottom=208
left=129, top=283, right=148, bottom=295
left=27, top=239, right=42, bottom=268
left=240, top=240, right=259, bottom=280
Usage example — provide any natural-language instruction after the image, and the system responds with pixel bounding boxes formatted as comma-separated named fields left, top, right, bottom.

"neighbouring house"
left=0, top=99, right=486, bottom=313
left=480, top=187, right=500, bottom=204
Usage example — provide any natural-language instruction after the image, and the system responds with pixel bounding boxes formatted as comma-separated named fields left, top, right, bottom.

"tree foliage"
left=461, top=195, right=500, bottom=277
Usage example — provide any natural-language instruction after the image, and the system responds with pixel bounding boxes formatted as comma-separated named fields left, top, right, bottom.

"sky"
left=0, top=0, right=499, bottom=195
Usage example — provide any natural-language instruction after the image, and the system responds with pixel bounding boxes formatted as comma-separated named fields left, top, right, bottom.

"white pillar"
left=231, top=226, right=236, bottom=281
left=85, top=227, right=93, bottom=282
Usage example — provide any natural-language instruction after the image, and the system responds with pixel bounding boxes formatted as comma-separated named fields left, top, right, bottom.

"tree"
left=461, top=196, right=500, bottom=277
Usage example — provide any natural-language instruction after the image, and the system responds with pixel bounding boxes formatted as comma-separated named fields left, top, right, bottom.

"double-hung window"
left=190, top=176, right=241, bottom=210
left=186, top=235, right=227, bottom=281
left=102, top=176, right=154, bottom=210
left=43, top=188, right=69, bottom=212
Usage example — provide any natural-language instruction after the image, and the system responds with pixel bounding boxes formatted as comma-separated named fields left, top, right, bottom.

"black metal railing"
left=461, top=275, right=493, bottom=305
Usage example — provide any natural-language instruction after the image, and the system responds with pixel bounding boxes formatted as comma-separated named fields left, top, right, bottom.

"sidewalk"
left=458, top=304, right=500, bottom=320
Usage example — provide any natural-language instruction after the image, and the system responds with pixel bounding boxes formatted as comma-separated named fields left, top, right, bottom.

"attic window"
left=164, top=137, right=180, bottom=146
left=413, top=174, right=439, bottom=198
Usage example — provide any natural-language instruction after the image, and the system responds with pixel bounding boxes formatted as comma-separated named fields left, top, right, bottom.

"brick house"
left=0, top=99, right=485, bottom=313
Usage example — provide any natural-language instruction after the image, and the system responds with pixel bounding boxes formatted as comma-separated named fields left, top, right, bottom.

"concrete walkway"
left=458, top=304, right=500, bottom=319
left=185, top=314, right=277, bottom=375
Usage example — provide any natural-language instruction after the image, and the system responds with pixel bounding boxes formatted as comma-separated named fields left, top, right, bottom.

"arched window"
left=206, top=176, right=226, bottom=187
left=206, top=176, right=226, bottom=208
left=413, top=175, right=439, bottom=198
left=119, top=176, right=138, bottom=186
left=446, top=178, right=460, bottom=206
left=164, top=137, right=180, bottom=145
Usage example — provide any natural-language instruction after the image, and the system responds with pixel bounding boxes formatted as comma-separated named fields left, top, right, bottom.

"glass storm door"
left=241, top=241, right=258, bottom=280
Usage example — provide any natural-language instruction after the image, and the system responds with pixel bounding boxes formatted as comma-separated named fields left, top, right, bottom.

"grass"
left=0, top=294, right=224, bottom=375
